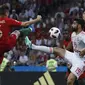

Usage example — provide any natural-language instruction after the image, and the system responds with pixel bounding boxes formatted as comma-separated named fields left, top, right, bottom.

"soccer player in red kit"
left=0, top=4, right=42, bottom=65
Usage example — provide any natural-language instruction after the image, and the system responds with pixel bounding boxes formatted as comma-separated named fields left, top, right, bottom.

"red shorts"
left=79, top=72, right=85, bottom=79
left=0, top=34, right=17, bottom=63
left=66, top=71, right=85, bottom=80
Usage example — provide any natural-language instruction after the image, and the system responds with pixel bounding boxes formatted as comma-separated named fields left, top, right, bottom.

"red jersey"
left=63, top=40, right=71, bottom=47
left=0, top=17, right=21, bottom=43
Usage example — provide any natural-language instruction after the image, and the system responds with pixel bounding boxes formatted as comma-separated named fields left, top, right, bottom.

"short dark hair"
left=74, top=18, right=85, bottom=29
left=0, top=4, right=9, bottom=15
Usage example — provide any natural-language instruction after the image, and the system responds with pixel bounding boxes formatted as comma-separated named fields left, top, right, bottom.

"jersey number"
left=75, top=67, right=82, bottom=76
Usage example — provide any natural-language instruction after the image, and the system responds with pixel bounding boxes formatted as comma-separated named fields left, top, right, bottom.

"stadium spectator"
left=19, top=9, right=28, bottom=21
left=46, top=54, right=58, bottom=72
left=18, top=54, right=29, bottom=65
left=55, top=7, right=65, bottom=19
left=10, top=9, right=19, bottom=20
left=63, top=31, right=71, bottom=48
left=18, top=0, right=27, bottom=4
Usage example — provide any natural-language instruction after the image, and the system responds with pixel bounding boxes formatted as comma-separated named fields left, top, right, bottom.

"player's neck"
left=76, top=28, right=82, bottom=34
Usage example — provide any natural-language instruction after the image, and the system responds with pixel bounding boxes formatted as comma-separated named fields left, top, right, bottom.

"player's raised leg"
left=25, top=36, right=77, bottom=85
left=11, top=30, right=20, bottom=39
left=25, top=36, right=66, bottom=57
left=7, top=30, right=20, bottom=50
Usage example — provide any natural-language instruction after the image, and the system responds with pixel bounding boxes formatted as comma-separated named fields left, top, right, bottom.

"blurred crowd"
left=1, top=0, right=85, bottom=67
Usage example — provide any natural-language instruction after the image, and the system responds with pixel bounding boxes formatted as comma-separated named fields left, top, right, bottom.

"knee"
left=53, top=47, right=58, bottom=53
left=14, top=30, right=20, bottom=35
left=67, top=78, right=74, bottom=85
left=11, top=30, right=20, bottom=39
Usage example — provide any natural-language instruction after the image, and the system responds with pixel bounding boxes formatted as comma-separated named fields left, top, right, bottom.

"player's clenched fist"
left=37, top=15, right=42, bottom=21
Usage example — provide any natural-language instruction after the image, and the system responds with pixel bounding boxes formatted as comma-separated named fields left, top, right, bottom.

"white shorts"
left=65, top=50, right=85, bottom=79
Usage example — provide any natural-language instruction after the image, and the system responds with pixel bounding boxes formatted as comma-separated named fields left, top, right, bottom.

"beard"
left=72, top=23, right=78, bottom=32
left=72, top=25, right=78, bottom=32
left=72, top=27, right=77, bottom=32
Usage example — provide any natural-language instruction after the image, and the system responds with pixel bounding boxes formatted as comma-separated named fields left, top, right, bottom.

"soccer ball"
left=49, top=27, right=60, bottom=38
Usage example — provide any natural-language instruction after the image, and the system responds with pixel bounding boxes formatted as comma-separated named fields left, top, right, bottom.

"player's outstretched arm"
left=21, top=15, right=42, bottom=27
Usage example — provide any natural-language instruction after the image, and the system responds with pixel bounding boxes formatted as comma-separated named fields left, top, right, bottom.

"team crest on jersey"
left=77, top=36, right=82, bottom=43
left=77, top=38, right=80, bottom=43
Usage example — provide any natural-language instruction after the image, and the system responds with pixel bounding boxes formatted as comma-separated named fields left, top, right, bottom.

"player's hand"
left=37, top=15, right=42, bottom=21
left=79, top=48, right=85, bottom=57
left=83, top=12, right=85, bottom=21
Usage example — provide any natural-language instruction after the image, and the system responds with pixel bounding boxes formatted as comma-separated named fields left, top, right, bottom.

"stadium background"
left=0, top=0, right=85, bottom=85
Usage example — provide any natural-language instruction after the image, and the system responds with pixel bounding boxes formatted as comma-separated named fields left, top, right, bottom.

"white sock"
left=32, top=44, right=53, bottom=53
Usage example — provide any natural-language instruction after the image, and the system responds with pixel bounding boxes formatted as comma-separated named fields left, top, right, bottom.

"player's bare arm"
left=66, top=41, right=73, bottom=52
left=21, top=15, right=42, bottom=27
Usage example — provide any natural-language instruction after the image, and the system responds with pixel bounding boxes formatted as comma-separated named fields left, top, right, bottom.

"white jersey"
left=64, top=31, right=85, bottom=79
left=71, top=31, right=85, bottom=58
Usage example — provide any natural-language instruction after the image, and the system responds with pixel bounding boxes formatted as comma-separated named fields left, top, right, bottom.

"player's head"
left=0, top=4, right=9, bottom=17
left=72, top=18, right=84, bottom=32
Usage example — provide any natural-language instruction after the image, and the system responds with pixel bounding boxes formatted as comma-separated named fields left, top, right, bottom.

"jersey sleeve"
left=80, top=32, right=85, bottom=43
left=82, top=35, right=85, bottom=43
left=7, top=18, right=22, bottom=27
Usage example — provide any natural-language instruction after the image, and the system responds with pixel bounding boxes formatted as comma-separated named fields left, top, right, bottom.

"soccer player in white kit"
left=25, top=18, right=85, bottom=85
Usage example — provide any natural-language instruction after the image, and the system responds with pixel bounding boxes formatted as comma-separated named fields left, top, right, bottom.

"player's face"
left=5, top=11, right=9, bottom=17
left=72, top=21, right=78, bottom=32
